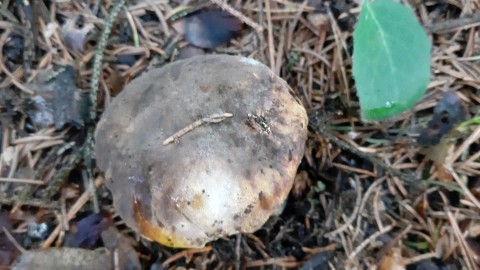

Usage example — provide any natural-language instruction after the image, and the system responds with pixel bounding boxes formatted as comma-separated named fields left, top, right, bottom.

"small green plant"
left=353, top=0, right=431, bottom=121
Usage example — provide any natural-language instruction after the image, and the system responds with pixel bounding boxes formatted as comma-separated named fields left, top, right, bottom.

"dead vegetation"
left=0, top=0, right=479, bottom=269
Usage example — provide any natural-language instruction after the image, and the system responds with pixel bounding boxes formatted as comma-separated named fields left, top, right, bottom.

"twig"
left=147, top=0, right=170, bottom=36
left=440, top=192, right=478, bottom=270
left=235, top=234, right=241, bottom=270
left=404, top=252, right=438, bottom=265
left=0, top=196, right=59, bottom=209
left=163, top=113, right=233, bottom=145
left=373, top=187, right=384, bottom=230
left=246, top=256, right=298, bottom=268
left=124, top=7, right=140, bottom=47
left=347, top=224, right=394, bottom=261
left=162, top=247, right=213, bottom=267
left=2, top=227, right=26, bottom=253
left=426, top=12, right=480, bottom=33
left=352, top=177, right=387, bottom=242
left=449, top=169, right=480, bottom=210
left=324, top=177, right=362, bottom=237
left=0, top=178, right=44, bottom=185
left=326, top=5, right=351, bottom=110
left=209, top=0, right=264, bottom=32
left=445, top=125, right=480, bottom=168
left=310, top=117, right=418, bottom=183
left=264, top=0, right=275, bottom=70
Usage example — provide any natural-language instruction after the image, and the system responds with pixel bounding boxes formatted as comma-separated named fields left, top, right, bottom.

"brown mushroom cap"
left=94, top=54, right=308, bottom=248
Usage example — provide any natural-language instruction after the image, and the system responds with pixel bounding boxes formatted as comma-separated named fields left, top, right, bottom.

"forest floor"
left=1, top=0, right=480, bottom=269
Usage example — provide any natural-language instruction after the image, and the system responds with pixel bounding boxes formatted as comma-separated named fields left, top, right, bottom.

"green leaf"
left=405, top=241, right=430, bottom=250
left=457, top=116, right=480, bottom=131
left=353, top=0, right=431, bottom=121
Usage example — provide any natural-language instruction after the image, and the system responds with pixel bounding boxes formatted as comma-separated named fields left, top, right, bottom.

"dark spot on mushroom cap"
left=244, top=204, right=254, bottom=214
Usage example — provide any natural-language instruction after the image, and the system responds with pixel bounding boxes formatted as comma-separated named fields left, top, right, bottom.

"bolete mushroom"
left=94, top=54, right=308, bottom=248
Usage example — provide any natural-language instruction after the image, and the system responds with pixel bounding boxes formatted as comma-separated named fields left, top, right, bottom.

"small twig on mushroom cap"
left=163, top=112, right=233, bottom=146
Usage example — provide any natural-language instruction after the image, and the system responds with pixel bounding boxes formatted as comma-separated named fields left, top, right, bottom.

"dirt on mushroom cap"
left=94, top=54, right=308, bottom=248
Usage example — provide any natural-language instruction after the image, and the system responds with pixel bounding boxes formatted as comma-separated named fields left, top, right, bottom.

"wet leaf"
left=353, top=0, right=431, bottom=121
left=26, top=66, right=89, bottom=129
left=64, top=212, right=112, bottom=248
left=417, top=90, right=467, bottom=147
left=172, top=8, right=243, bottom=49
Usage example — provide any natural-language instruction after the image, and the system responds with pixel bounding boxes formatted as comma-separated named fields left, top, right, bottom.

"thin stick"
left=0, top=178, right=44, bottom=185
left=2, top=227, right=26, bottom=253
left=347, top=224, right=394, bottom=261
left=209, top=0, right=263, bottom=32
left=352, top=177, right=387, bottom=242
left=163, top=113, right=233, bottom=146
left=162, top=247, right=213, bottom=267
left=373, top=187, right=384, bottom=230
left=264, top=0, right=275, bottom=70
left=124, top=7, right=140, bottom=47
left=426, top=12, right=480, bottom=33
left=450, top=169, right=480, bottom=210
left=441, top=193, right=477, bottom=270
left=404, top=252, right=438, bottom=265
left=445, top=125, right=480, bottom=168
left=325, top=177, right=362, bottom=237
left=147, top=0, right=170, bottom=36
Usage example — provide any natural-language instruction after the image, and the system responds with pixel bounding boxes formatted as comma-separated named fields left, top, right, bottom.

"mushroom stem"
left=163, top=112, right=233, bottom=145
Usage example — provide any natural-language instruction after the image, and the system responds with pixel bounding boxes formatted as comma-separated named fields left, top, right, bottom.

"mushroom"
left=94, top=54, right=308, bottom=248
